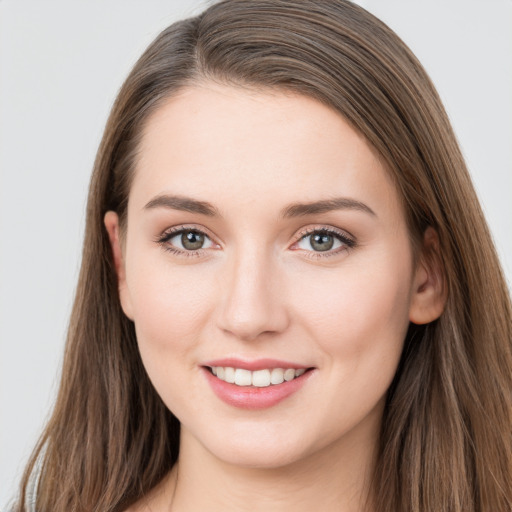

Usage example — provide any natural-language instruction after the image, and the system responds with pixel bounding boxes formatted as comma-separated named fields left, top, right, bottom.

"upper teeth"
left=211, top=367, right=306, bottom=387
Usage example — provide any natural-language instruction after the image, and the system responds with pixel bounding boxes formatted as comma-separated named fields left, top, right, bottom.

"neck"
left=167, top=420, right=378, bottom=512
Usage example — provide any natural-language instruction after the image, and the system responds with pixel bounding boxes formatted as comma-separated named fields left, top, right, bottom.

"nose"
left=216, top=247, right=290, bottom=342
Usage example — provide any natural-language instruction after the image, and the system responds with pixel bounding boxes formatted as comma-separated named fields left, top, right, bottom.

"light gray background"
left=1, top=0, right=511, bottom=506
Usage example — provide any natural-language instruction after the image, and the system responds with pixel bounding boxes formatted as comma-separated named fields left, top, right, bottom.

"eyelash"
left=293, top=226, right=356, bottom=259
left=155, top=225, right=356, bottom=259
left=156, top=225, right=215, bottom=258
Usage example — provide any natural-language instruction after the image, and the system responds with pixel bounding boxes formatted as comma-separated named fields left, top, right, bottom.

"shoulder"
left=4, top=449, right=44, bottom=512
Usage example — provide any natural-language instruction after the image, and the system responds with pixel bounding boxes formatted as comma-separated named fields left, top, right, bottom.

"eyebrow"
left=144, top=195, right=220, bottom=216
left=143, top=194, right=376, bottom=218
left=281, top=197, right=376, bottom=218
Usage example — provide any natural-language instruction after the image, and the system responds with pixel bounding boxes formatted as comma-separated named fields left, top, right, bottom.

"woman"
left=10, top=1, right=512, bottom=511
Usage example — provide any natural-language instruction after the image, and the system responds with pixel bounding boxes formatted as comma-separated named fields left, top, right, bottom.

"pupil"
left=311, top=233, right=334, bottom=251
left=181, top=231, right=204, bottom=250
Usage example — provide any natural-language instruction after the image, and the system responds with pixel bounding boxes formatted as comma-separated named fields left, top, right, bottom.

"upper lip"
left=202, top=358, right=312, bottom=371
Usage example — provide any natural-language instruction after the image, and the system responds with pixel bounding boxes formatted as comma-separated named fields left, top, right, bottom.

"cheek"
left=292, top=249, right=413, bottom=370
left=124, top=249, right=217, bottom=367
left=125, top=259, right=220, bottom=415
left=284, top=250, right=414, bottom=440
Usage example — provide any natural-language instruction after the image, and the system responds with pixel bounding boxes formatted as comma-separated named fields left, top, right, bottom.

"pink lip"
left=201, top=364, right=314, bottom=410
left=203, top=358, right=310, bottom=371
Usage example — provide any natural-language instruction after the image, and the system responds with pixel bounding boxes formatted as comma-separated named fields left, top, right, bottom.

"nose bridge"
left=217, top=242, right=288, bottom=341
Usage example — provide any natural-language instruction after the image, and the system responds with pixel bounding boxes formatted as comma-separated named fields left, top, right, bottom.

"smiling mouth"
left=207, top=366, right=311, bottom=388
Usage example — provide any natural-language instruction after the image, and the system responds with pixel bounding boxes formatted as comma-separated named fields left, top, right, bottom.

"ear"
left=409, top=227, right=447, bottom=325
left=104, top=211, right=134, bottom=320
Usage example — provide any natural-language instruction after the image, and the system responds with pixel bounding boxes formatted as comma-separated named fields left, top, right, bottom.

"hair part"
left=17, top=1, right=512, bottom=511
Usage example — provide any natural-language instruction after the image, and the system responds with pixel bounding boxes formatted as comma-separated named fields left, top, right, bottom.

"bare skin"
left=107, top=83, right=445, bottom=512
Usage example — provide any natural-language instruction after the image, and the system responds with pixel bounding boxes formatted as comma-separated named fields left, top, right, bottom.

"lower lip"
left=202, top=368, right=313, bottom=410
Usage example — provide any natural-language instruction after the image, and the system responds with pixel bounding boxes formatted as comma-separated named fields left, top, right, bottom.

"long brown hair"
left=17, top=1, right=512, bottom=511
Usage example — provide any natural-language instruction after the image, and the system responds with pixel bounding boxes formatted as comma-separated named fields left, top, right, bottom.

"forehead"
left=131, top=83, right=399, bottom=219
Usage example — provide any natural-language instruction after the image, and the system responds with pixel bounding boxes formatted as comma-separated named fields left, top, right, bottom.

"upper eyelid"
left=158, top=224, right=217, bottom=241
left=293, top=225, right=355, bottom=242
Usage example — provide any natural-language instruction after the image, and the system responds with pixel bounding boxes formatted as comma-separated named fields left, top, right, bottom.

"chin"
left=185, top=419, right=328, bottom=470
left=211, top=441, right=310, bottom=470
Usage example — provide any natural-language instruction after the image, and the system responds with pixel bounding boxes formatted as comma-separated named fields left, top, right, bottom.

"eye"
left=293, top=228, right=355, bottom=255
left=171, top=230, right=213, bottom=250
left=157, top=227, right=216, bottom=254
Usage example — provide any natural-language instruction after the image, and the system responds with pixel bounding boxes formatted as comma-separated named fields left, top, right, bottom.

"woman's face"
left=109, top=83, right=427, bottom=469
